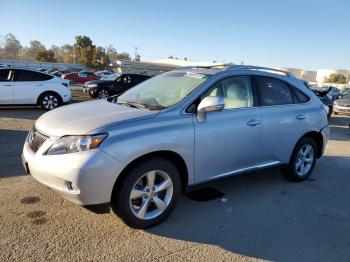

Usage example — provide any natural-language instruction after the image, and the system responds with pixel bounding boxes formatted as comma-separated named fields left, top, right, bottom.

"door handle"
left=4, top=84, right=11, bottom=86
left=36, top=84, right=43, bottom=86
left=247, top=119, right=261, bottom=127
left=296, top=114, right=306, bottom=120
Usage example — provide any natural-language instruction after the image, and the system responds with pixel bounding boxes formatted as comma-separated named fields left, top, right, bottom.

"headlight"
left=88, top=84, right=98, bottom=88
left=46, top=134, right=107, bottom=155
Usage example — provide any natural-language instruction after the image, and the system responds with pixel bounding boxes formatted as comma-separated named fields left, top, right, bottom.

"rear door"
left=0, top=69, right=14, bottom=104
left=13, top=69, right=52, bottom=104
left=254, top=76, right=310, bottom=164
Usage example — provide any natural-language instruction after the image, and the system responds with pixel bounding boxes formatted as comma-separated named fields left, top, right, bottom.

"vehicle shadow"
left=0, top=108, right=45, bottom=120
left=329, top=115, right=350, bottom=142
left=148, top=155, right=350, bottom=261
left=0, top=129, right=29, bottom=178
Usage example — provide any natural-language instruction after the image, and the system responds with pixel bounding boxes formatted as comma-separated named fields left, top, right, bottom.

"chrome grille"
left=27, top=128, right=48, bottom=153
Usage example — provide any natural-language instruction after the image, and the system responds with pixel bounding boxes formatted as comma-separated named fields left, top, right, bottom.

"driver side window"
left=202, top=76, right=253, bottom=109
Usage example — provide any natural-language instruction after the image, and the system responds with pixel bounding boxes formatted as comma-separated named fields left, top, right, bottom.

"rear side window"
left=14, top=69, right=53, bottom=81
left=0, top=69, right=11, bottom=81
left=254, top=76, right=293, bottom=106
left=293, top=87, right=310, bottom=103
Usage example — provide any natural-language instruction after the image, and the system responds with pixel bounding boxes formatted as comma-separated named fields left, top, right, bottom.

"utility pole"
left=134, top=47, right=139, bottom=61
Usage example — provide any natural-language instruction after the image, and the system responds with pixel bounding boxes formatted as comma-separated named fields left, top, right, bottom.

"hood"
left=35, top=100, right=159, bottom=136
left=335, top=98, right=350, bottom=106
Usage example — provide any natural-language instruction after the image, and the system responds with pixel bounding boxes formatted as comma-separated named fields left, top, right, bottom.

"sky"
left=1, top=0, right=350, bottom=70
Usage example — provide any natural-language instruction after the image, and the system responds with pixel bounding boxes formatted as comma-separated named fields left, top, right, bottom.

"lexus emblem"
left=28, top=131, right=35, bottom=145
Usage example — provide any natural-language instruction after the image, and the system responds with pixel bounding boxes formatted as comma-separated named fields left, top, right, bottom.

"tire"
left=39, top=92, right=62, bottom=110
left=97, top=88, right=110, bottom=99
left=111, top=157, right=181, bottom=228
left=281, top=137, right=317, bottom=182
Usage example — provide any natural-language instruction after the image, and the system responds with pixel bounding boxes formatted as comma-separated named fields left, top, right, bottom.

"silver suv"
left=22, top=65, right=330, bottom=228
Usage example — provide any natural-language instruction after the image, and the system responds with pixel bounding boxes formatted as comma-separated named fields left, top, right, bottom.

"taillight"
left=321, top=104, right=329, bottom=115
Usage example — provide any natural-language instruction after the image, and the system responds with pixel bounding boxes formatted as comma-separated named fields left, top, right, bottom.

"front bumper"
left=83, top=85, right=97, bottom=96
left=22, top=139, right=124, bottom=205
left=334, top=104, right=350, bottom=114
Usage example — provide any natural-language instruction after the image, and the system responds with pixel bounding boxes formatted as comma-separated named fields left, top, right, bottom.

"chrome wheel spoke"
left=152, top=196, right=166, bottom=212
left=296, top=159, right=303, bottom=169
left=300, top=163, right=305, bottom=175
left=155, top=178, right=172, bottom=193
left=146, top=171, right=156, bottom=187
left=136, top=199, right=150, bottom=219
left=130, top=189, right=146, bottom=200
left=304, top=145, right=312, bottom=156
left=304, top=157, right=313, bottom=164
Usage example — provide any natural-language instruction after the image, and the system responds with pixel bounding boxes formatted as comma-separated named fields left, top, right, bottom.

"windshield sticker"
left=185, top=71, right=207, bottom=79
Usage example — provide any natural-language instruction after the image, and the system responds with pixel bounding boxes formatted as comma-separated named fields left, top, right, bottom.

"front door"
left=193, top=75, right=263, bottom=183
left=0, top=69, right=14, bottom=104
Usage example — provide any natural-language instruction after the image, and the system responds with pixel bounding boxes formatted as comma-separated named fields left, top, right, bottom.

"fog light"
left=66, top=181, right=78, bottom=191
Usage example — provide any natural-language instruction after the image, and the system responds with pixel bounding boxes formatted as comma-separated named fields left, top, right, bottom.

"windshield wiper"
left=116, top=100, right=147, bottom=109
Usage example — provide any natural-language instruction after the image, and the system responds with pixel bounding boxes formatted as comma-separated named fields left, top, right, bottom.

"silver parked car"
left=22, top=65, right=330, bottom=228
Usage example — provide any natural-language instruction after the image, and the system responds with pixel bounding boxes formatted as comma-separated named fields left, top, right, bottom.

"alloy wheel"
left=42, top=95, right=59, bottom=110
left=129, top=170, right=173, bottom=220
left=295, top=144, right=314, bottom=176
left=98, top=89, right=109, bottom=99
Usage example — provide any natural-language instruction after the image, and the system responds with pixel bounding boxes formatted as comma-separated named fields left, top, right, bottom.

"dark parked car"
left=302, top=81, right=333, bottom=117
left=83, top=73, right=152, bottom=99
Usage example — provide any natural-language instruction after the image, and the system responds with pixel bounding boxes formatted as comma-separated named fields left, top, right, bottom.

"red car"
left=62, top=71, right=99, bottom=84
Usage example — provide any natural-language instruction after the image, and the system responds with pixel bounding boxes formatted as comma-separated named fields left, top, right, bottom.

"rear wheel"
left=281, top=137, right=317, bottom=182
left=111, top=158, right=180, bottom=228
left=39, top=93, right=61, bottom=110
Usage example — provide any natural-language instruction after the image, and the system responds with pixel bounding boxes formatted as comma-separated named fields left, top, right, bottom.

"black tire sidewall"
left=112, top=158, right=181, bottom=228
left=284, top=137, right=317, bottom=182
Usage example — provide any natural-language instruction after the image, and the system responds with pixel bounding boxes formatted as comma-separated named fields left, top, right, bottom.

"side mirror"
left=197, top=96, right=225, bottom=122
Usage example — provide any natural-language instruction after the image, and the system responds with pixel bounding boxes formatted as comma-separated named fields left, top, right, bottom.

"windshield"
left=101, top=73, right=119, bottom=81
left=117, top=71, right=209, bottom=110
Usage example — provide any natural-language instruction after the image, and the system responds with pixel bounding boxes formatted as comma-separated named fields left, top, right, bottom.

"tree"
left=60, top=44, right=75, bottom=63
left=116, top=52, right=131, bottom=60
left=74, top=35, right=95, bottom=67
left=23, top=40, right=46, bottom=60
left=324, top=74, right=347, bottom=84
left=50, top=45, right=63, bottom=62
left=92, top=46, right=110, bottom=69
left=135, top=54, right=141, bottom=61
left=36, top=50, right=57, bottom=62
left=0, top=33, right=22, bottom=59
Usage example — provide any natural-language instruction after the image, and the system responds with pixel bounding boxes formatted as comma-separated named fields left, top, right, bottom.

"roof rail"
left=177, top=63, right=233, bottom=70
left=226, top=65, right=296, bottom=78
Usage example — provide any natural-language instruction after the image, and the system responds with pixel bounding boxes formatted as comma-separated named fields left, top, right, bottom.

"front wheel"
left=281, top=137, right=317, bottom=182
left=97, top=88, right=110, bottom=99
left=111, top=158, right=181, bottom=228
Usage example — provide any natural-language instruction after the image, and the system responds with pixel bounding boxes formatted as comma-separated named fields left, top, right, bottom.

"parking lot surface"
left=1, top=92, right=350, bottom=261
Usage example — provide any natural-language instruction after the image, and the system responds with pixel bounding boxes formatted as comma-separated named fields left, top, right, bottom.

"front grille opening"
left=28, top=128, right=48, bottom=153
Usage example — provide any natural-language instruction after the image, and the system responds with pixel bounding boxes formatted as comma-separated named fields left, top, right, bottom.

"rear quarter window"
left=292, top=86, right=310, bottom=103
left=15, top=69, right=53, bottom=81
